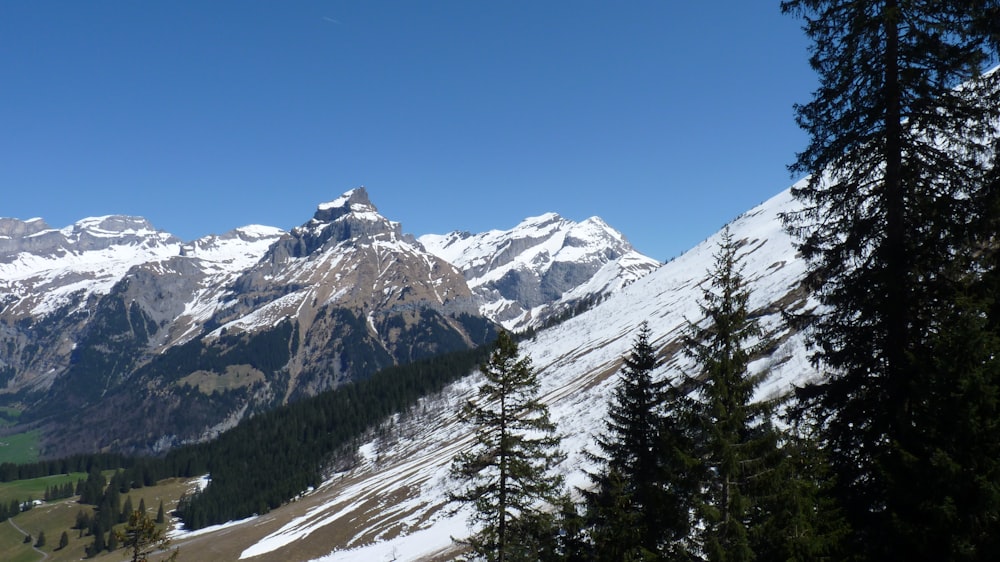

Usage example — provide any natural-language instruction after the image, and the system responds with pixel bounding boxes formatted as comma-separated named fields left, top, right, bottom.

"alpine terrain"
left=0, top=188, right=657, bottom=457
left=161, top=183, right=815, bottom=561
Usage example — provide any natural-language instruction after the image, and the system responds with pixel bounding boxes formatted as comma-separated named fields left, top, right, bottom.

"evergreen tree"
left=74, top=508, right=92, bottom=530
left=585, top=321, right=697, bottom=560
left=108, top=526, right=119, bottom=551
left=121, top=495, right=133, bottom=524
left=87, top=521, right=104, bottom=558
left=138, top=497, right=146, bottom=515
left=450, top=331, right=564, bottom=562
left=58, top=530, right=69, bottom=550
left=782, top=1, right=1000, bottom=559
left=79, top=467, right=106, bottom=505
left=683, top=229, right=784, bottom=562
left=156, top=500, right=165, bottom=524
left=116, top=509, right=179, bottom=562
left=35, top=530, right=45, bottom=548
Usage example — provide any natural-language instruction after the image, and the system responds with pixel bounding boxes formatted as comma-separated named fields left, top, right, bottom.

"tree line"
left=447, top=2, right=1000, bottom=561
left=0, top=334, right=495, bottom=533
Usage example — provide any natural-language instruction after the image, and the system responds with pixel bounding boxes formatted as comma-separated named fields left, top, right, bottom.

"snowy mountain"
left=0, top=187, right=650, bottom=456
left=166, top=185, right=819, bottom=561
left=0, top=215, right=184, bottom=318
left=420, top=213, right=660, bottom=331
left=0, top=216, right=283, bottom=393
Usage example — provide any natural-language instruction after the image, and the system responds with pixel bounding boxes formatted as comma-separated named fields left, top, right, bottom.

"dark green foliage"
left=58, top=530, right=69, bottom=550
left=782, top=1, right=1000, bottom=560
left=0, top=452, right=131, bottom=482
left=684, top=229, right=784, bottom=562
left=86, top=520, right=105, bottom=558
left=107, top=527, right=119, bottom=551
left=74, top=509, right=92, bottom=530
left=156, top=500, right=165, bottom=524
left=23, top=533, right=31, bottom=544
left=450, top=331, right=564, bottom=561
left=0, top=332, right=494, bottom=533
left=117, top=509, right=178, bottom=562
left=173, top=343, right=492, bottom=529
left=749, top=422, right=847, bottom=562
left=584, top=321, right=698, bottom=560
left=121, top=495, right=133, bottom=524
left=35, top=530, right=45, bottom=548
left=43, top=481, right=75, bottom=501
left=78, top=467, right=106, bottom=505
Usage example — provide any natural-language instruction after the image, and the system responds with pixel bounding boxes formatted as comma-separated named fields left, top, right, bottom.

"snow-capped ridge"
left=419, top=210, right=660, bottom=330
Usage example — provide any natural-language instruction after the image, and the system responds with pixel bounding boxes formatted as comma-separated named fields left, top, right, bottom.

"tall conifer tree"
left=585, top=321, right=697, bottom=560
left=450, top=331, right=563, bottom=562
left=782, top=1, right=1000, bottom=559
left=684, top=228, right=782, bottom=562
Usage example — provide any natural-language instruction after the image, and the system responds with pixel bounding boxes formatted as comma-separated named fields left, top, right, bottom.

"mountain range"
left=0, top=187, right=659, bottom=456
left=168, top=183, right=817, bottom=561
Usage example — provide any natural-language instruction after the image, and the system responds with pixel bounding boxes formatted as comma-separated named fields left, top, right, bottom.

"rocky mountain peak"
left=312, top=187, right=377, bottom=223
left=277, top=187, right=401, bottom=259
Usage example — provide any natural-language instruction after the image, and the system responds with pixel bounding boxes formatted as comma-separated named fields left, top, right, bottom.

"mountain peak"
left=313, top=187, right=377, bottom=223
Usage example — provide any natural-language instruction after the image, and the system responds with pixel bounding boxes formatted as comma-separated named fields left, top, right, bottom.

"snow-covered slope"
left=170, top=185, right=817, bottom=561
left=420, top=213, right=660, bottom=331
left=0, top=215, right=183, bottom=317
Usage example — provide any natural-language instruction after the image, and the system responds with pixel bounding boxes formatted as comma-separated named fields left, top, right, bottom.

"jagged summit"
left=278, top=187, right=405, bottom=258
left=313, top=186, right=378, bottom=223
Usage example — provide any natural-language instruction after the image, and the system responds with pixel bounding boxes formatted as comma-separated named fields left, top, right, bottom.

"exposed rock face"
left=420, top=212, right=661, bottom=330
left=212, top=187, right=486, bottom=402
left=0, top=187, right=652, bottom=457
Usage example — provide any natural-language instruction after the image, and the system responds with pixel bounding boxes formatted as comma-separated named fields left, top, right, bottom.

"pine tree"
left=121, top=495, right=133, bottom=524
left=116, top=509, right=179, bottom=562
left=87, top=521, right=105, bottom=558
left=107, top=527, right=119, bottom=551
left=156, top=500, right=165, bottom=524
left=450, top=331, right=564, bottom=562
left=35, top=530, right=45, bottom=548
left=58, top=530, right=69, bottom=550
left=585, top=321, right=697, bottom=560
left=683, top=229, right=784, bottom=562
left=781, top=1, right=1000, bottom=559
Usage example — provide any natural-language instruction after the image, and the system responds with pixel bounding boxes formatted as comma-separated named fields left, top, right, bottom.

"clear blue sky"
left=1, top=1, right=814, bottom=261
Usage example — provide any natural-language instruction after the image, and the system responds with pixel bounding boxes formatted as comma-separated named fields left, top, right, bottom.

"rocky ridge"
left=420, top=212, right=660, bottom=330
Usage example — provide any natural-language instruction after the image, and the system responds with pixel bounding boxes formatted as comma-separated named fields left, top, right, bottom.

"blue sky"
left=1, top=1, right=814, bottom=261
